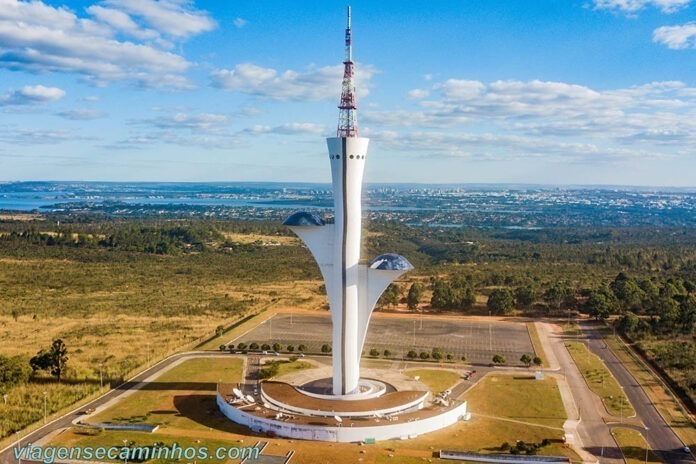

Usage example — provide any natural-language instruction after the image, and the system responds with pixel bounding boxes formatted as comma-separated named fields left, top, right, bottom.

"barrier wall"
left=217, top=394, right=468, bottom=442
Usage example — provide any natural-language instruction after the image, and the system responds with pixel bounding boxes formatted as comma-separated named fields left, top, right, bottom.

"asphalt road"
left=582, top=322, right=695, bottom=464
left=545, top=323, right=625, bottom=464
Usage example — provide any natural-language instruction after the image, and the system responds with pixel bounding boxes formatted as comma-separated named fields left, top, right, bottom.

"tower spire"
left=337, top=6, right=358, bottom=138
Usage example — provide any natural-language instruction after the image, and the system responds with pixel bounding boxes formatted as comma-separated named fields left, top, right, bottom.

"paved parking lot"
left=232, top=313, right=535, bottom=365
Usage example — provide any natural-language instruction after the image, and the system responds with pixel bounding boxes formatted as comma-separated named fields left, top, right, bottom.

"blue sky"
left=0, top=0, right=695, bottom=186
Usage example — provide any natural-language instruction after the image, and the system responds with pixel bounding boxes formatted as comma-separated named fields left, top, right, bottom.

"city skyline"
left=0, top=0, right=695, bottom=186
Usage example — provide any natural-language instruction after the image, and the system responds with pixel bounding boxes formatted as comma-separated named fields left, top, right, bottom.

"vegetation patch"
left=404, top=369, right=460, bottom=394
left=464, top=375, right=566, bottom=428
left=565, top=342, right=635, bottom=417
left=612, top=427, right=661, bottom=464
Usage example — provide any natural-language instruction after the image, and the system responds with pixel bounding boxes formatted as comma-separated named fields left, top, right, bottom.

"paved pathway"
left=582, top=321, right=695, bottom=464
left=540, top=322, right=623, bottom=464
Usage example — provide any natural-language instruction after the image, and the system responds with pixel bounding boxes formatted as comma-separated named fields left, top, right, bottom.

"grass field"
left=600, top=327, right=696, bottom=451
left=566, top=341, right=635, bottom=418
left=269, top=359, right=315, bottom=378
left=404, top=369, right=460, bottom=394
left=527, top=322, right=547, bottom=367
left=87, top=357, right=244, bottom=433
left=464, top=374, right=567, bottom=428
left=612, top=427, right=661, bottom=464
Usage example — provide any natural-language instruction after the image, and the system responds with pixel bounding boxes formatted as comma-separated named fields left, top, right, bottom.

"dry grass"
left=220, top=232, right=298, bottom=246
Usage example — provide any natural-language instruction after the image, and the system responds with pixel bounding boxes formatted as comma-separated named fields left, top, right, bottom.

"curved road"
left=582, top=322, right=695, bottom=464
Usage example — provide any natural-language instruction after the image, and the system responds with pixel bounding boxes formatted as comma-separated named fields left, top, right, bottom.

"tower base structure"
left=217, top=378, right=468, bottom=442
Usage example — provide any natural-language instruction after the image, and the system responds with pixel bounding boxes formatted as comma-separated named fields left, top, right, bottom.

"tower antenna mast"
left=337, top=6, right=358, bottom=137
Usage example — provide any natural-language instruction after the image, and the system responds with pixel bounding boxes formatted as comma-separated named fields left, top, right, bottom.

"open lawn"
left=87, top=357, right=244, bottom=434
left=566, top=341, right=635, bottom=418
left=464, top=374, right=567, bottom=428
left=612, top=427, right=661, bottom=464
left=404, top=369, right=460, bottom=394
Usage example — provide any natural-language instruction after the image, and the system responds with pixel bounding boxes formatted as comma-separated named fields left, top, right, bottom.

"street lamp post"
left=488, top=310, right=492, bottom=352
left=123, top=439, right=128, bottom=464
left=43, top=391, right=48, bottom=424
left=16, top=431, right=21, bottom=464
left=643, top=428, right=650, bottom=464
left=98, top=363, right=104, bottom=392
left=619, top=387, right=624, bottom=423
left=412, top=320, right=416, bottom=348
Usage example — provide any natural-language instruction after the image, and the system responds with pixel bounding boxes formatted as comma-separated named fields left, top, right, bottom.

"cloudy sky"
left=0, top=0, right=695, bottom=186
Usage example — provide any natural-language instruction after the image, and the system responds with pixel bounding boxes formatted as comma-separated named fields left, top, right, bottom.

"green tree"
left=249, top=342, right=259, bottom=350
left=543, top=282, right=574, bottom=310
left=378, top=284, right=400, bottom=310
left=272, top=343, right=282, bottom=352
left=0, top=355, right=31, bottom=393
left=383, top=349, right=392, bottom=357
left=515, top=285, right=536, bottom=309
left=369, top=348, right=380, bottom=357
left=407, top=282, right=423, bottom=311
left=237, top=342, right=247, bottom=351
left=298, top=344, right=307, bottom=352
left=33, top=339, right=69, bottom=381
left=261, top=343, right=271, bottom=351
left=533, top=356, right=542, bottom=367
left=407, top=350, right=418, bottom=359
left=321, top=344, right=332, bottom=353
left=419, top=351, right=430, bottom=360
left=520, top=353, right=532, bottom=367
left=287, top=344, right=295, bottom=352
left=487, top=289, right=515, bottom=315
left=492, top=354, right=506, bottom=365
left=431, top=348, right=443, bottom=360
left=587, top=290, right=612, bottom=321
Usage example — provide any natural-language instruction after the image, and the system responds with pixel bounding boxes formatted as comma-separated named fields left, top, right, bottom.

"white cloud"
left=100, top=0, right=216, bottom=38
left=233, top=17, right=248, bottom=28
left=0, top=0, right=214, bottom=88
left=363, top=78, right=696, bottom=163
left=210, top=63, right=376, bottom=101
left=244, top=123, right=326, bottom=135
left=653, top=22, right=696, bottom=49
left=0, top=128, right=91, bottom=144
left=57, top=109, right=106, bottom=120
left=0, top=85, right=65, bottom=105
left=141, top=112, right=229, bottom=131
left=86, top=5, right=160, bottom=41
left=407, top=89, right=429, bottom=99
left=593, top=0, right=692, bottom=13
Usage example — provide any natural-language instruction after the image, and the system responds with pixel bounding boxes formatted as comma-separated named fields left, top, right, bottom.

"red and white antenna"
left=337, top=6, right=358, bottom=138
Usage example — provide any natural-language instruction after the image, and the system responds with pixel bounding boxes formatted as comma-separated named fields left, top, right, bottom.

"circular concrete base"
left=298, top=377, right=393, bottom=400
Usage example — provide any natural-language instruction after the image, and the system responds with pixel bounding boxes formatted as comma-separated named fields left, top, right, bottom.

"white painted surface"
left=217, top=393, right=468, bottom=442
